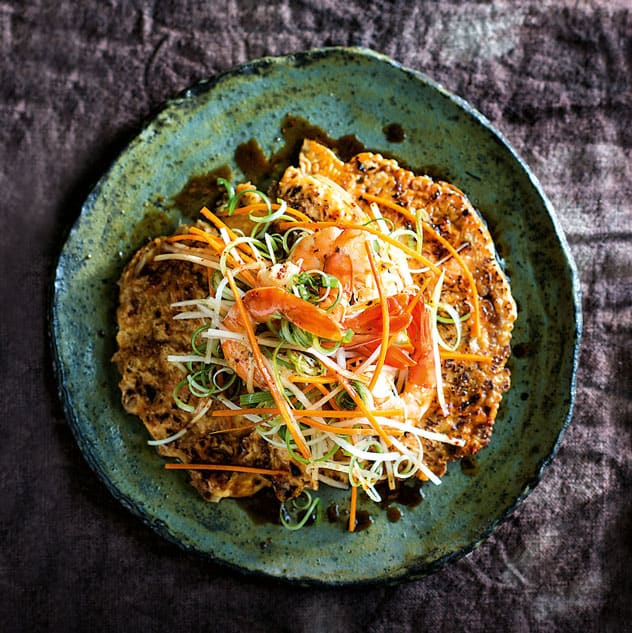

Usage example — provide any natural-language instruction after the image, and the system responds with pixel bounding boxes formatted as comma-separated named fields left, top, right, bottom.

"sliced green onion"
left=191, top=324, right=209, bottom=356
left=279, top=490, right=321, bottom=530
left=313, top=441, right=339, bottom=463
left=226, top=187, right=271, bottom=216
left=286, top=350, right=324, bottom=377
left=434, top=301, right=464, bottom=352
left=436, top=309, right=470, bottom=324
left=239, top=390, right=277, bottom=407
left=363, top=215, right=395, bottom=231
left=173, top=379, right=195, bottom=412
left=217, top=177, right=235, bottom=199
left=334, top=380, right=369, bottom=410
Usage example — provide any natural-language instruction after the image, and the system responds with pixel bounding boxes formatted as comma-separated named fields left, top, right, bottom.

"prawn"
left=343, top=293, right=437, bottom=419
left=401, top=299, right=437, bottom=422
left=220, top=286, right=346, bottom=387
left=291, top=227, right=412, bottom=307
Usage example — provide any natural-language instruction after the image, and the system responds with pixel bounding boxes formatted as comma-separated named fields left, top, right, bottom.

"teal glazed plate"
left=51, top=48, right=581, bottom=585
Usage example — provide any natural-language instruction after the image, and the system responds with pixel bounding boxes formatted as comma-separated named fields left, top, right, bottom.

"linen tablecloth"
left=1, top=1, right=630, bottom=631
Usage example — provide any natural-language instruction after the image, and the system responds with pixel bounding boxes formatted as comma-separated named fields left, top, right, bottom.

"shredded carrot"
left=338, top=377, right=393, bottom=448
left=189, top=225, right=227, bottom=248
left=200, top=206, right=260, bottom=261
left=166, top=232, right=214, bottom=245
left=225, top=271, right=311, bottom=460
left=217, top=202, right=312, bottom=223
left=440, top=351, right=494, bottom=363
left=277, top=220, right=440, bottom=273
left=364, top=242, right=389, bottom=391
left=211, top=407, right=404, bottom=419
left=360, top=193, right=481, bottom=338
left=349, top=484, right=358, bottom=532
left=165, top=463, right=289, bottom=476
left=296, top=417, right=404, bottom=437
left=166, top=230, right=258, bottom=288
left=312, top=382, right=334, bottom=401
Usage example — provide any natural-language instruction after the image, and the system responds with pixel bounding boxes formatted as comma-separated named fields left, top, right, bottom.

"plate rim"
left=49, top=46, right=582, bottom=586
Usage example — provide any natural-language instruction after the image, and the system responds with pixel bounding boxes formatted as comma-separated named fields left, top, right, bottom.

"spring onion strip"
left=171, top=298, right=217, bottom=308
left=167, top=354, right=206, bottom=363
left=364, top=241, right=389, bottom=391
left=435, top=301, right=463, bottom=352
left=147, top=428, right=188, bottom=446
left=309, top=348, right=364, bottom=382
left=429, top=271, right=449, bottom=416
left=225, top=271, right=311, bottom=460
left=280, top=491, right=320, bottom=530
left=217, top=200, right=313, bottom=224
left=154, top=252, right=220, bottom=268
left=361, top=193, right=481, bottom=338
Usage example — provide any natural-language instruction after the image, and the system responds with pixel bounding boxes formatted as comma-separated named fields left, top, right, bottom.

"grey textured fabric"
left=1, top=1, right=630, bottom=631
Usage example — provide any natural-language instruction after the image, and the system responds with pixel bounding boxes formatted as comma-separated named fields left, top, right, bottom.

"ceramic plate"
left=51, top=48, right=581, bottom=585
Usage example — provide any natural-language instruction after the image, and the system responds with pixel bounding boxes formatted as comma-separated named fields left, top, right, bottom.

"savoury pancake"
left=278, top=140, right=516, bottom=476
left=112, top=234, right=307, bottom=502
left=113, top=139, right=516, bottom=509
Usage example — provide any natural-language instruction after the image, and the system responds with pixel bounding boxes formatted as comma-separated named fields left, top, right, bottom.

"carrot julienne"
left=349, top=484, right=358, bottom=532
left=276, top=220, right=440, bottom=273
left=207, top=423, right=256, bottom=436
left=440, top=351, right=494, bottom=363
left=338, top=377, right=393, bottom=448
left=200, top=206, right=260, bottom=261
left=216, top=201, right=313, bottom=223
left=296, top=418, right=404, bottom=437
left=360, top=193, right=482, bottom=338
left=165, top=463, right=289, bottom=476
left=225, top=271, right=311, bottom=460
left=364, top=241, right=389, bottom=391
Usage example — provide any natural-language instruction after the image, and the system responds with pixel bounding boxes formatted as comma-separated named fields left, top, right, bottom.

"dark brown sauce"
left=353, top=510, right=374, bottom=532
left=378, top=480, right=425, bottom=509
left=235, top=114, right=366, bottom=187
left=236, top=488, right=281, bottom=525
left=172, top=165, right=232, bottom=218
left=512, top=342, right=531, bottom=358
left=234, top=138, right=269, bottom=182
left=375, top=480, right=425, bottom=523
left=326, top=501, right=341, bottom=523
left=460, top=455, right=480, bottom=477
left=383, top=122, right=405, bottom=143
left=237, top=479, right=429, bottom=528
left=171, top=114, right=445, bottom=219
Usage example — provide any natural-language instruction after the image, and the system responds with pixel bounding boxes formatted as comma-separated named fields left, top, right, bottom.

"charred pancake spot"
left=144, top=384, right=157, bottom=403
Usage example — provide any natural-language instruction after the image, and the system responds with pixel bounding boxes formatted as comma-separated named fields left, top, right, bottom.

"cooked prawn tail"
left=243, top=286, right=346, bottom=342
